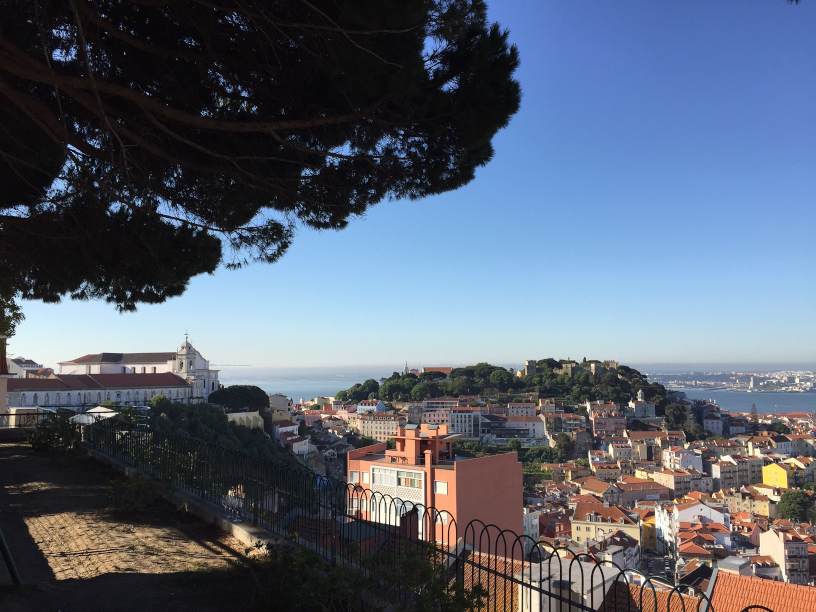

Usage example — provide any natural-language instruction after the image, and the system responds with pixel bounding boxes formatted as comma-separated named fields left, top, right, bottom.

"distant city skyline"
left=8, top=0, right=815, bottom=369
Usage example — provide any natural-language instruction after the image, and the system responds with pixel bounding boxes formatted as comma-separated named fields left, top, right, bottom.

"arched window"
left=33, top=393, right=38, bottom=405
left=66, top=393, right=71, bottom=404
left=56, top=393, right=60, bottom=404
left=106, top=392, right=110, bottom=401
left=126, top=391, right=131, bottom=403
left=20, top=394, right=26, bottom=406
left=175, top=390, right=179, bottom=399
left=44, top=393, right=49, bottom=404
left=98, top=392, right=102, bottom=403
left=116, top=392, right=121, bottom=401
left=179, top=360, right=183, bottom=370
left=143, top=391, right=148, bottom=402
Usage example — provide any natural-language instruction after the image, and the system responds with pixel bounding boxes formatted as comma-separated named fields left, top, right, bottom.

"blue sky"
left=11, top=0, right=816, bottom=371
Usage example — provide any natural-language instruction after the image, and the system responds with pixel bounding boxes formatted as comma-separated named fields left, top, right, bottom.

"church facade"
left=6, top=339, right=219, bottom=409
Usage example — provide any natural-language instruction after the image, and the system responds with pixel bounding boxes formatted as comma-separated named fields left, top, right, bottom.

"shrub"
left=109, top=473, right=170, bottom=513
left=29, top=415, right=81, bottom=454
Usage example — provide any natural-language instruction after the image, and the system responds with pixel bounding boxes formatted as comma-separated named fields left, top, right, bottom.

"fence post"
left=0, top=528, right=22, bottom=590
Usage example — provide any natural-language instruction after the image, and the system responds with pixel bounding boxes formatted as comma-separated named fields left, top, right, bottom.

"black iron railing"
left=85, top=418, right=770, bottom=612
left=0, top=410, right=50, bottom=429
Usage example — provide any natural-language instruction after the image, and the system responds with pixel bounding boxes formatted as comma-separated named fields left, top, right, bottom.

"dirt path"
left=0, top=443, right=259, bottom=611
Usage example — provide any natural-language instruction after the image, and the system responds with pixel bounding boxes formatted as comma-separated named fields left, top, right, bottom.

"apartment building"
left=505, top=415, right=545, bottom=439
left=662, top=447, right=703, bottom=473
left=507, top=402, right=536, bottom=417
left=570, top=501, right=640, bottom=546
left=783, top=456, right=816, bottom=483
left=346, top=424, right=522, bottom=541
left=358, top=413, right=407, bottom=442
left=653, top=468, right=714, bottom=498
left=711, top=461, right=740, bottom=492
left=448, top=407, right=482, bottom=439
left=759, top=529, right=810, bottom=584
left=422, top=398, right=459, bottom=411
left=589, top=408, right=626, bottom=437
left=763, top=462, right=804, bottom=489
left=723, top=454, right=766, bottom=487
left=421, top=408, right=451, bottom=426
left=716, top=487, right=778, bottom=519
left=655, top=500, right=728, bottom=557
left=608, top=442, right=633, bottom=462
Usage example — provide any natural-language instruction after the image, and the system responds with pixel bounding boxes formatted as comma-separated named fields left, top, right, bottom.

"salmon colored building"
left=346, top=424, right=522, bottom=542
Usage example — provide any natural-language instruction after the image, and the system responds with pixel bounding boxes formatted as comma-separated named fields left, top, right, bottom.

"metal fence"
left=84, top=417, right=766, bottom=612
left=0, top=410, right=50, bottom=429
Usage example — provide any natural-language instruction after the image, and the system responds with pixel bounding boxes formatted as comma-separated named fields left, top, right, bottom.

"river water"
left=669, top=388, right=816, bottom=415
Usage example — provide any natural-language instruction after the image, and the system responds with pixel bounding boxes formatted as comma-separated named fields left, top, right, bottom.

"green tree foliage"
left=777, top=491, right=816, bottom=523
left=766, top=422, right=792, bottom=435
left=369, top=360, right=668, bottom=405
left=148, top=398, right=294, bottom=464
left=248, top=542, right=486, bottom=612
left=0, top=1, right=520, bottom=316
left=336, top=379, right=380, bottom=403
left=208, top=385, right=269, bottom=412
left=354, top=436, right=378, bottom=449
left=506, top=439, right=522, bottom=453
left=664, top=403, right=688, bottom=429
left=489, top=369, right=512, bottom=392
left=554, top=433, right=575, bottom=461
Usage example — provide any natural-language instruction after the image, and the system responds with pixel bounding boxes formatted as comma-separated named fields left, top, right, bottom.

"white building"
left=449, top=408, right=482, bottom=439
left=6, top=357, right=43, bottom=378
left=58, top=339, right=219, bottom=402
left=627, top=390, right=656, bottom=418
left=522, top=507, right=541, bottom=555
left=7, top=372, right=192, bottom=408
left=662, top=447, right=703, bottom=473
left=655, top=501, right=729, bottom=558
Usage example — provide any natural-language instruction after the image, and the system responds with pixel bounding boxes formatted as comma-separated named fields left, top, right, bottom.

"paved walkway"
left=0, top=444, right=254, bottom=611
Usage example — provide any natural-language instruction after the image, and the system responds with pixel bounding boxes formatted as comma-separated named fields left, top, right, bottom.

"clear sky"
left=10, top=0, right=816, bottom=371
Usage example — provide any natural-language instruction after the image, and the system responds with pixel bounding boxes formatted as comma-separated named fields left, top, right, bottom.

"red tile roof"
left=709, top=570, right=816, bottom=612
left=598, top=582, right=701, bottom=612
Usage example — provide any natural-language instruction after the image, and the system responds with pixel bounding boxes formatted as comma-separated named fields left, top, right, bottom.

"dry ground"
left=0, top=443, right=263, bottom=611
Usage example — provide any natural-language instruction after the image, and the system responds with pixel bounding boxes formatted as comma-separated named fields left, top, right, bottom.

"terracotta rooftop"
left=709, top=570, right=816, bottom=612
left=598, top=582, right=701, bottom=612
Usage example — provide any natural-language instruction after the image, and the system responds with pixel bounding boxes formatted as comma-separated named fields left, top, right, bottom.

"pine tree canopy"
left=0, top=0, right=520, bottom=318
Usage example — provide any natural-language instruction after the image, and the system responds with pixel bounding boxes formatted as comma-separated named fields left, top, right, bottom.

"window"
left=586, top=514, right=592, bottom=521
left=434, top=481, right=448, bottom=495
left=620, top=518, right=625, bottom=524
left=20, top=394, right=26, bottom=406
left=372, top=468, right=396, bottom=487
left=33, top=393, right=38, bottom=405
left=349, top=471, right=359, bottom=483
left=122, top=367, right=126, bottom=374
left=179, top=360, right=183, bottom=370
left=141, top=367, right=146, bottom=373
left=361, top=472, right=369, bottom=484
left=44, top=393, right=49, bottom=404
left=152, top=367, right=157, bottom=373
left=98, top=393, right=102, bottom=403
left=397, top=471, right=422, bottom=488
